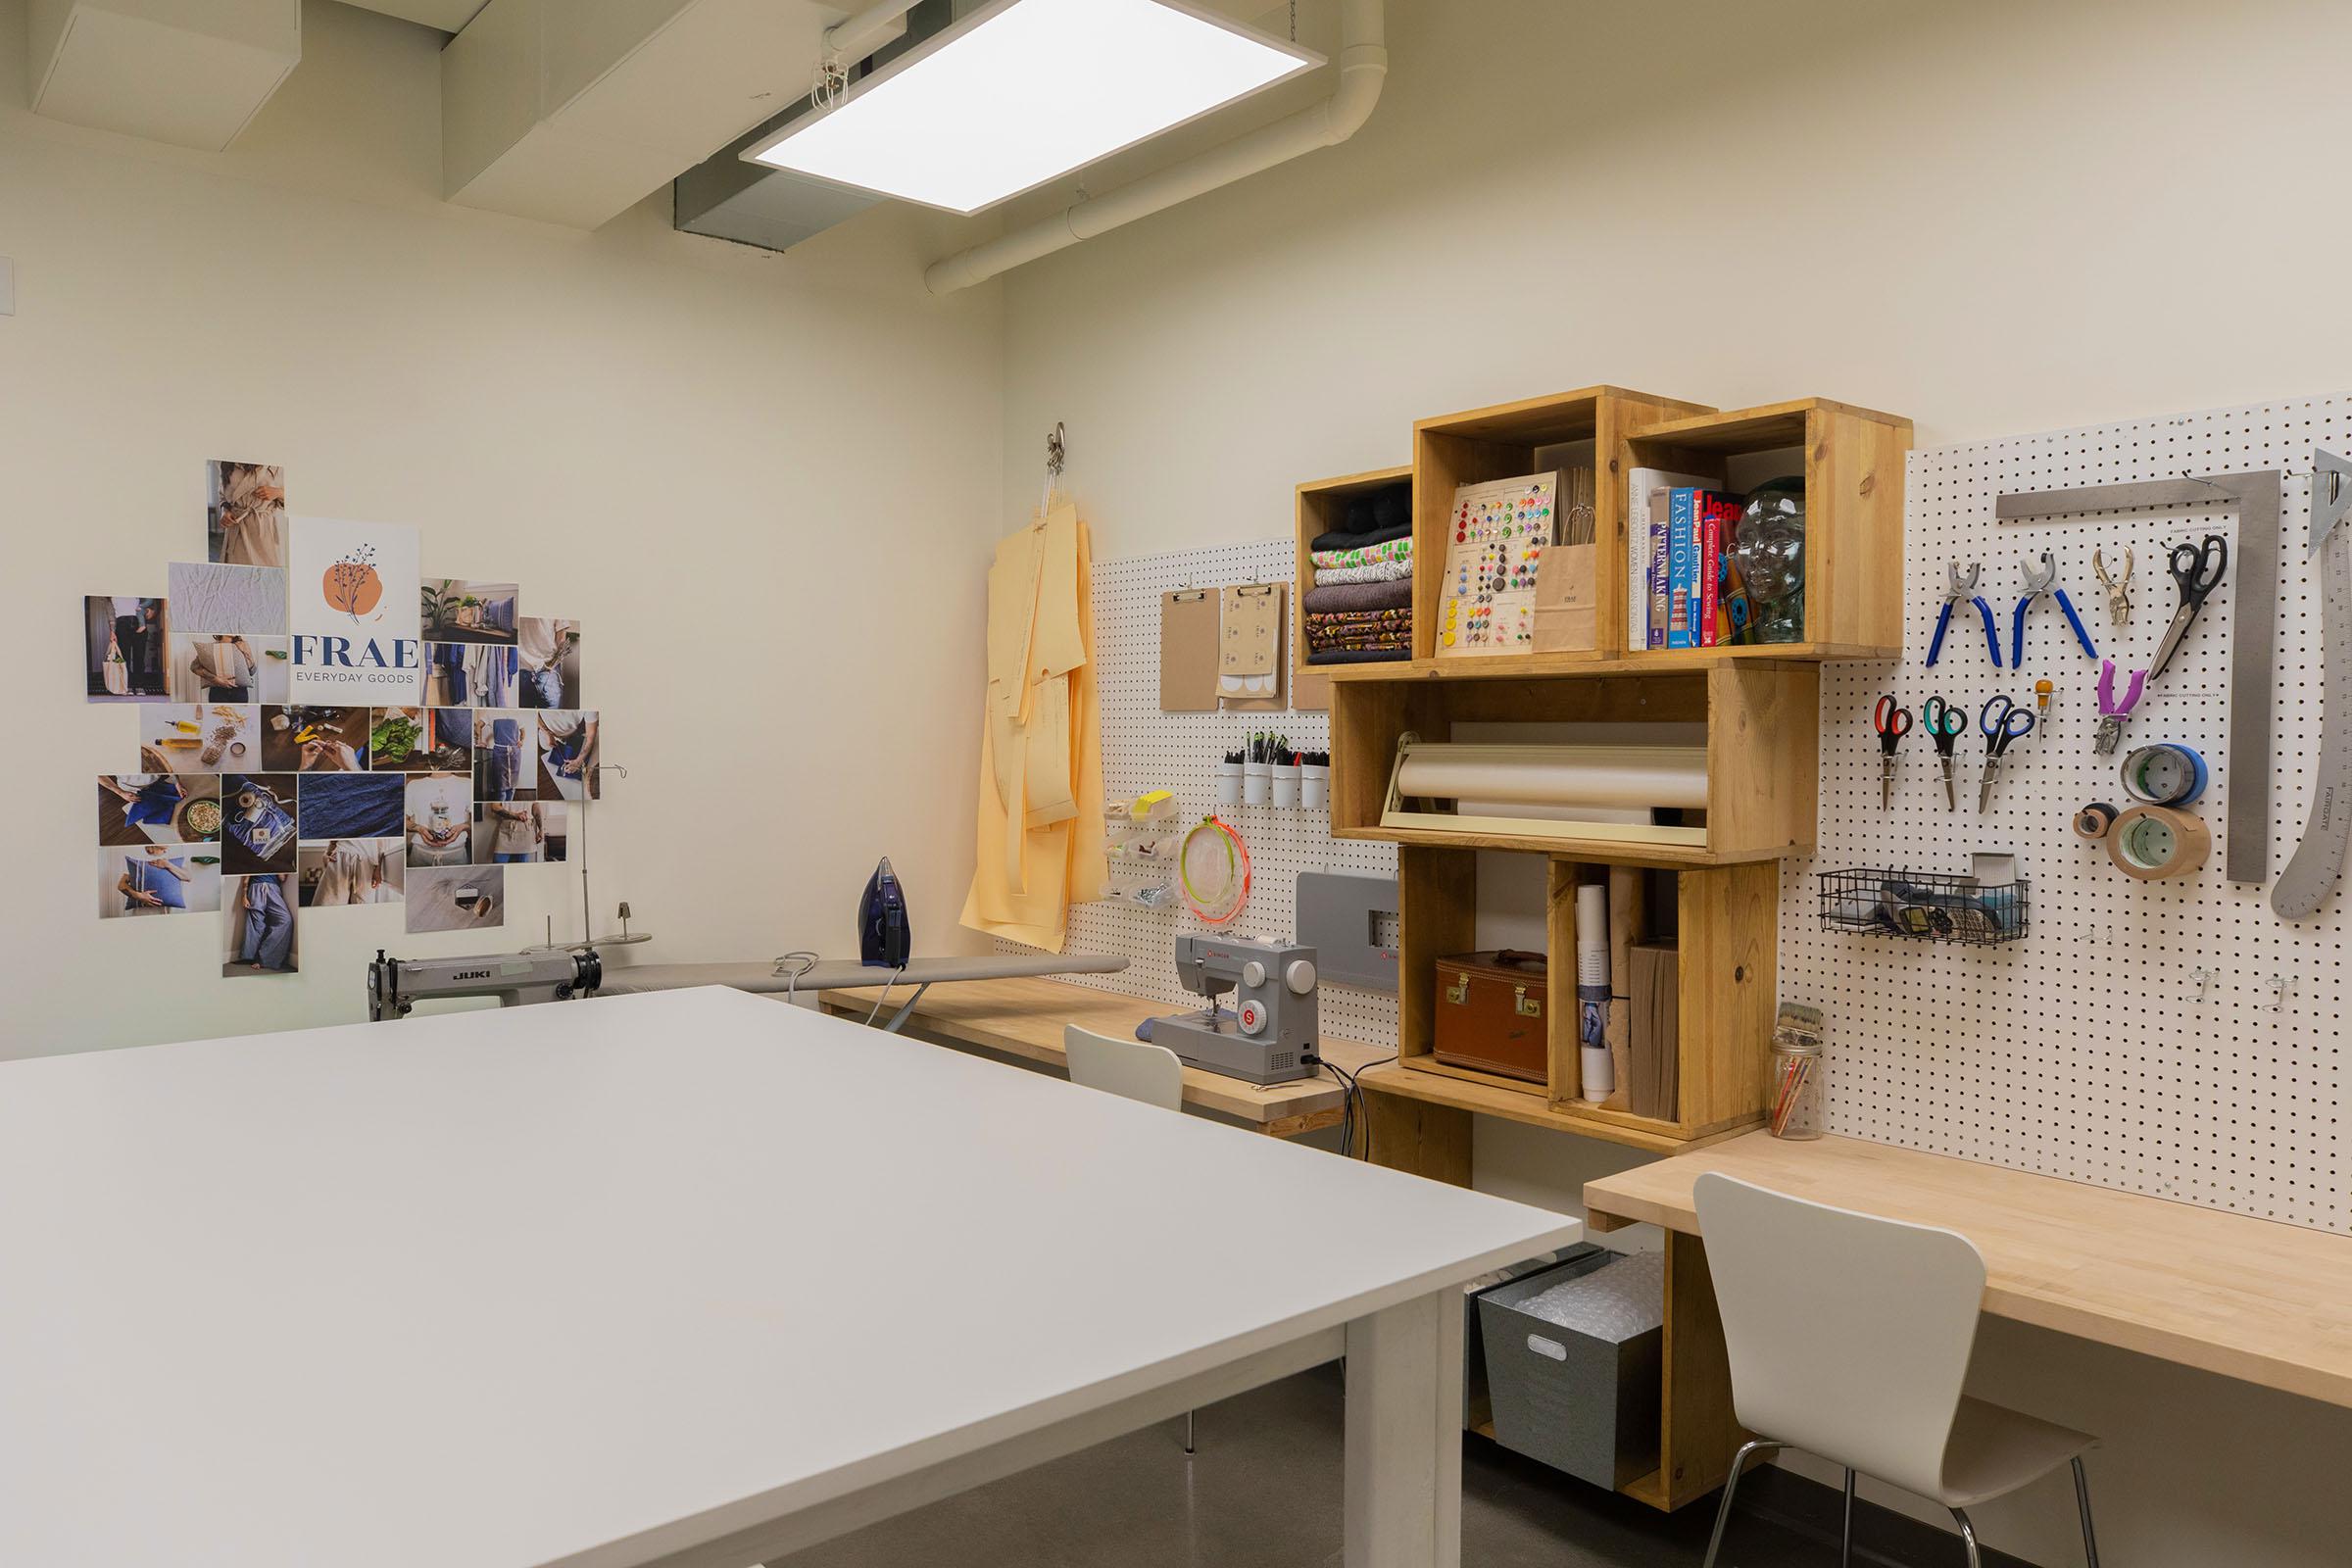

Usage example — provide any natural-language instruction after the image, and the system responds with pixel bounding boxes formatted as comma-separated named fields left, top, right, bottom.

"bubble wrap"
left=1515, top=1250, right=1664, bottom=1342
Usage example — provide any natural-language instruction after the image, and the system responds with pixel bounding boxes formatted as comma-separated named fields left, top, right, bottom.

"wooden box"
left=1432, top=950, right=1549, bottom=1083
left=1293, top=465, right=1413, bottom=710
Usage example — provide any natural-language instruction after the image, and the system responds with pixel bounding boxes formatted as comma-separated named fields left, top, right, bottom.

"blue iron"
left=858, top=857, right=910, bottom=968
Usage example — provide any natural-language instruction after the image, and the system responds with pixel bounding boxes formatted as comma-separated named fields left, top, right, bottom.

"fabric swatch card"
left=1218, top=582, right=1285, bottom=711
left=1158, top=589, right=1219, bottom=711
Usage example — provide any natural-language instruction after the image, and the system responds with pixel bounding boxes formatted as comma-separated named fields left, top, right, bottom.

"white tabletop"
left=1, top=987, right=1579, bottom=1568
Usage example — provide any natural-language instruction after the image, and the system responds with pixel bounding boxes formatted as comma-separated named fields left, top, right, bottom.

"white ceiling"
left=341, top=1, right=492, bottom=31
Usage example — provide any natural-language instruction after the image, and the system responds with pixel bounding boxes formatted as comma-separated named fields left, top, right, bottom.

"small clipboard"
left=1159, top=588, right=1219, bottom=711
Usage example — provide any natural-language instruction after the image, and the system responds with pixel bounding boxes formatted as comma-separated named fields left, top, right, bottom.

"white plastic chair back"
left=1693, top=1173, right=1986, bottom=1500
left=1063, top=1026, right=1184, bottom=1113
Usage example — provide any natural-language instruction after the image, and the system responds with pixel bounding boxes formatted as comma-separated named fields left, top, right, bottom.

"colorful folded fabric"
left=1306, top=611, right=1412, bottom=658
left=1311, top=535, right=1412, bottom=572
left=1308, top=520, right=1413, bottom=554
left=1302, top=577, right=1413, bottom=613
left=1306, top=646, right=1411, bottom=666
left=1313, top=559, right=1413, bottom=587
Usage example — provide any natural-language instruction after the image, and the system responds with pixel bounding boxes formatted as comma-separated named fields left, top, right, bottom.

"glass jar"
left=1728, top=479, right=1806, bottom=644
left=1766, top=1036, right=1822, bottom=1140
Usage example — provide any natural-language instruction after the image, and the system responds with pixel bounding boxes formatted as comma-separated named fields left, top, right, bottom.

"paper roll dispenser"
left=1382, top=734, right=1708, bottom=849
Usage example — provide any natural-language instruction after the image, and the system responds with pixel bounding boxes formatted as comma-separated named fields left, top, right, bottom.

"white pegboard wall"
left=996, top=538, right=1401, bottom=1052
left=1783, top=394, right=2348, bottom=1232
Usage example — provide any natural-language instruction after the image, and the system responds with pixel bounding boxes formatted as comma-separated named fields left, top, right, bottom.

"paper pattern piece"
left=961, top=502, right=1107, bottom=952
left=288, top=517, right=423, bottom=704
left=168, top=563, right=286, bottom=635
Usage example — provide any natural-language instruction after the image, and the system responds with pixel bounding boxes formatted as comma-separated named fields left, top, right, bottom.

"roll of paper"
left=1576, top=883, right=1613, bottom=1102
left=1396, top=746, right=1707, bottom=810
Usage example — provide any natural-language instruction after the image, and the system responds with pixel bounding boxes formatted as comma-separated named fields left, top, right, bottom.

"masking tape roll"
left=2073, top=801, right=2120, bottom=842
left=2107, top=805, right=2210, bottom=880
left=2120, top=743, right=2207, bottom=806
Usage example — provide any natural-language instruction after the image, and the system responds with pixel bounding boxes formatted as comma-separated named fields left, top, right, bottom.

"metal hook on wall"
left=1042, top=421, right=1067, bottom=512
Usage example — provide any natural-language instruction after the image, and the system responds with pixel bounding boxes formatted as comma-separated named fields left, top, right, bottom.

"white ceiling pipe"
left=922, top=0, right=1385, bottom=295
left=826, top=0, right=922, bottom=59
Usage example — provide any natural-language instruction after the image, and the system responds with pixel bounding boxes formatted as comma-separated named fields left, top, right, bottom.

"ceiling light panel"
left=744, top=0, right=1320, bottom=216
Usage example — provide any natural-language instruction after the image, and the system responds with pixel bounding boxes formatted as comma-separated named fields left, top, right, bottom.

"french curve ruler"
left=2275, top=449, right=2352, bottom=918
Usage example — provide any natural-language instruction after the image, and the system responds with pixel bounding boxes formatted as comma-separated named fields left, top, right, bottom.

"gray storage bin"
left=1475, top=1250, right=1662, bottom=1489
left=1463, top=1244, right=1600, bottom=1429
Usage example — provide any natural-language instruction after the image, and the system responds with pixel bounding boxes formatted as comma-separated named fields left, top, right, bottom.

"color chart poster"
left=287, top=516, right=423, bottom=703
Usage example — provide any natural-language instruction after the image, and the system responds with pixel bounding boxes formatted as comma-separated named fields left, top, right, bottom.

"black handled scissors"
left=1872, top=696, right=1912, bottom=810
left=1976, top=694, right=2035, bottom=810
left=2149, top=533, right=2227, bottom=681
left=1920, top=695, right=1965, bottom=811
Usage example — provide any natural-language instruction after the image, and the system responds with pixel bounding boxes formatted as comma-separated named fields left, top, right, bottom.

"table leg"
left=1344, top=1287, right=1464, bottom=1568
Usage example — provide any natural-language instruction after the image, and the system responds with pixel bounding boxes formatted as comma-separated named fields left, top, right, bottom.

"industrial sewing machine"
left=1149, top=935, right=1320, bottom=1086
left=366, top=947, right=604, bottom=1020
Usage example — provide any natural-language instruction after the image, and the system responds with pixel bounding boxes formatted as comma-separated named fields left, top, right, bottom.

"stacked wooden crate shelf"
left=1307, top=381, right=1905, bottom=1511
left=1293, top=464, right=1412, bottom=710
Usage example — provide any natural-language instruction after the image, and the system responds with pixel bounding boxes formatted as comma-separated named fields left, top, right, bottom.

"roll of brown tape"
left=2074, top=801, right=2120, bottom=842
left=2107, top=805, right=2210, bottom=880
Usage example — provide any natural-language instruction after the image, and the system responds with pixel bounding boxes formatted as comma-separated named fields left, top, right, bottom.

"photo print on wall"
left=100, top=843, right=221, bottom=919
left=473, top=710, right=538, bottom=801
left=207, top=462, right=287, bottom=568
left=139, top=705, right=260, bottom=774
left=516, top=617, right=580, bottom=707
left=98, top=772, right=220, bottom=846
left=422, top=580, right=518, bottom=646
left=299, top=839, right=404, bottom=906
left=221, top=773, right=300, bottom=876
left=168, top=562, right=287, bottom=634
left=472, top=800, right=564, bottom=864
left=222, top=872, right=299, bottom=976
left=405, top=772, right=474, bottom=868
left=84, top=596, right=170, bottom=703
left=297, top=772, right=404, bottom=843
left=167, top=633, right=290, bottom=706
left=537, top=710, right=599, bottom=800
left=407, top=864, right=505, bottom=935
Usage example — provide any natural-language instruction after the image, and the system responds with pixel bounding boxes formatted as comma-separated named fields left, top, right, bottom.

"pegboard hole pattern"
left=995, top=539, right=1401, bottom=1052
left=1785, top=396, right=2346, bottom=1232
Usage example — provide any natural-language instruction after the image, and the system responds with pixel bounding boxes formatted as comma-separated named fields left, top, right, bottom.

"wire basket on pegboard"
left=1817, top=868, right=2029, bottom=946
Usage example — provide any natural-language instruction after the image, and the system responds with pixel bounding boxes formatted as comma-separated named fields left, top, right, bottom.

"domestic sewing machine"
left=1150, top=935, right=1320, bottom=1086
left=367, top=947, right=604, bottom=1020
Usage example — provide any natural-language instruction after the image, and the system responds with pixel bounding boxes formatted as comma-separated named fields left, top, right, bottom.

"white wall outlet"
left=0, top=257, right=14, bottom=316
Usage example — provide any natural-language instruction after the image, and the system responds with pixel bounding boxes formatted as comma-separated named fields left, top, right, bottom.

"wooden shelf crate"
left=1621, top=397, right=1913, bottom=661
left=1411, top=385, right=1712, bottom=662
left=1389, top=846, right=1776, bottom=1150
left=1327, top=662, right=1819, bottom=865
left=1293, top=464, right=1412, bottom=711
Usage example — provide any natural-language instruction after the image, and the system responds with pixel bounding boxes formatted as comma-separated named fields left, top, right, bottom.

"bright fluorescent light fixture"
left=744, top=0, right=1322, bottom=216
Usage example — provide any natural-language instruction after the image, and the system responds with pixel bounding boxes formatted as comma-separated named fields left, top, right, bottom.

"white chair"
left=1693, top=1174, right=2099, bottom=1568
left=1062, top=1025, right=1195, bottom=1453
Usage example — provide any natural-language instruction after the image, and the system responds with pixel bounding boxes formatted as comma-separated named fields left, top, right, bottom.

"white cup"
left=1215, top=761, right=1244, bottom=807
left=1242, top=761, right=1270, bottom=806
left=1299, top=763, right=1330, bottom=811
left=1271, top=766, right=1300, bottom=808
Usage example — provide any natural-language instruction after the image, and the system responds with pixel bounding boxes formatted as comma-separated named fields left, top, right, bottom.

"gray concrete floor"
left=774, top=1367, right=1830, bottom=1568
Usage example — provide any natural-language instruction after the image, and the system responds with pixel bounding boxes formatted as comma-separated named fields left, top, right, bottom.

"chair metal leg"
left=2073, top=1455, right=2100, bottom=1568
left=1699, top=1439, right=1783, bottom=1568
left=1839, top=1469, right=1857, bottom=1568
left=1949, top=1506, right=1982, bottom=1568
left=1183, top=1408, right=1195, bottom=1456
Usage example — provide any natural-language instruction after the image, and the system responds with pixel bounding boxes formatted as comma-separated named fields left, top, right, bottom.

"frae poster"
left=287, top=516, right=423, bottom=703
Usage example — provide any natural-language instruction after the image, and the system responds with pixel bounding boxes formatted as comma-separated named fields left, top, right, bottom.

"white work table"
left=0, top=987, right=1579, bottom=1568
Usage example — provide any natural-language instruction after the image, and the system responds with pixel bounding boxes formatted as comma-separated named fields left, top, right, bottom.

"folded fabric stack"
left=1305, top=483, right=1414, bottom=665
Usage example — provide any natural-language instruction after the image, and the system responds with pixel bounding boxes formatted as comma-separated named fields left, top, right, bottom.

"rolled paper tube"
left=1395, top=746, right=1707, bottom=810
left=2107, top=805, right=2210, bottom=880
left=1576, top=883, right=1613, bottom=1102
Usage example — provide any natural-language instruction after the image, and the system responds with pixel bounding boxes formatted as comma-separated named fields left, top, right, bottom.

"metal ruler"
left=2275, top=450, right=2352, bottom=918
left=1996, top=469, right=2279, bottom=884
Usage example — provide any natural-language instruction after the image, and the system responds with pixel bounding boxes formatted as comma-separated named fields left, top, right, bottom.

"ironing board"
left=592, top=953, right=1128, bottom=1031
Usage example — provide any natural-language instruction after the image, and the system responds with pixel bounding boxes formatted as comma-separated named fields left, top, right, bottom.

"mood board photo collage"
left=83, top=462, right=601, bottom=977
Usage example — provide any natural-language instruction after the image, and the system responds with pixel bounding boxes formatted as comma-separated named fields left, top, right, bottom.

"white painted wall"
left=0, top=0, right=1003, bottom=1053
left=996, top=0, right=2352, bottom=1562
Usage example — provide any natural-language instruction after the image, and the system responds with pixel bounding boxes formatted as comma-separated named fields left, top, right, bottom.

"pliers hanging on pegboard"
left=2011, top=550, right=2099, bottom=665
left=1927, top=560, right=2001, bottom=668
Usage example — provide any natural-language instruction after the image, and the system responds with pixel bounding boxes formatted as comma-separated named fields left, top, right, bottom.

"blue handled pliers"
left=1927, top=560, right=2000, bottom=668
left=2011, top=550, right=2098, bottom=665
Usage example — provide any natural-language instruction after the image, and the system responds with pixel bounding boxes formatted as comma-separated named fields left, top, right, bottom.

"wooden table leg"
left=1657, top=1229, right=1748, bottom=1508
left=1362, top=1084, right=1472, bottom=1186
left=1345, top=1287, right=1464, bottom=1568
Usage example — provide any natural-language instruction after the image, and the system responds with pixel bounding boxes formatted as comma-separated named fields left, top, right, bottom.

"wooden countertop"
left=1584, top=1132, right=2352, bottom=1409
left=817, top=975, right=1392, bottom=1136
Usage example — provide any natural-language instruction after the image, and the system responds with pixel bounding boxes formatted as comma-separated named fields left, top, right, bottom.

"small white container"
left=1215, top=762, right=1244, bottom=807
left=1243, top=761, right=1271, bottom=806
left=1299, top=763, right=1330, bottom=811
left=1270, top=765, right=1300, bottom=808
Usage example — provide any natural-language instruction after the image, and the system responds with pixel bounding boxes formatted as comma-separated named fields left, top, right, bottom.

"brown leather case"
left=1433, top=949, right=1548, bottom=1084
